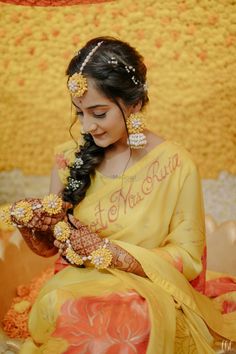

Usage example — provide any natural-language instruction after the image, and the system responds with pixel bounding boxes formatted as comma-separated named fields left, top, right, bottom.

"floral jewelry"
left=66, top=177, right=82, bottom=191
left=53, top=220, right=83, bottom=265
left=53, top=221, right=71, bottom=242
left=11, top=201, right=33, bottom=224
left=0, top=205, right=12, bottom=226
left=73, top=157, right=84, bottom=169
left=90, top=239, right=113, bottom=270
left=42, top=194, right=62, bottom=215
left=1, top=194, right=64, bottom=229
left=67, top=73, right=88, bottom=98
left=65, top=246, right=84, bottom=266
left=107, top=56, right=147, bottom=89
left=67, top=41, right=103, bottom=97
left=126, top=112, right=147, bottom=149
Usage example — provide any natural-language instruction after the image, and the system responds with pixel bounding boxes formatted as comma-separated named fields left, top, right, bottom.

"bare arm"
left=20, top=227, right=58, bottom=257
left=109, top=242, right=146, bottom=277
left=49, top=164, right=65, bottom=195
left=18, top=166, right=66, bottom=257
left=55, top=216, right=147, bottom=277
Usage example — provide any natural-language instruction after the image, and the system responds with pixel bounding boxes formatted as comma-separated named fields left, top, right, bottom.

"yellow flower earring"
left=126, top=112, right=147, bottom=149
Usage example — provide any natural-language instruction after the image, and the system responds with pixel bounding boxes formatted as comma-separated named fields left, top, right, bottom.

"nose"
left=88, top=123, right=98, bottom=133
left=82, top=117, right=98, bottom=134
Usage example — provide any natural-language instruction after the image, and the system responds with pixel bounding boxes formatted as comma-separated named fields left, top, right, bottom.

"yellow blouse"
left=30, top=139, right=234, bottom=354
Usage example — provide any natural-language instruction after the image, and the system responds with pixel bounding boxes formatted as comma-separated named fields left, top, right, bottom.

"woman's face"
left=72, top=78, right=134, bottom=149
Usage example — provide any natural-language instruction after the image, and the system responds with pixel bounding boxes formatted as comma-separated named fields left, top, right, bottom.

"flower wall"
left=0, top=0, right=235, bottom=178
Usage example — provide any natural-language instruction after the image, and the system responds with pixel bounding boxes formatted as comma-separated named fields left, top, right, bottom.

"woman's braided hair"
left=62, top=36, right=149, bottom=206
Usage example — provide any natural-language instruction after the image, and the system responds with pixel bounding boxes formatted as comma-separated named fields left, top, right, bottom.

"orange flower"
left=55, top=153, right=69, bottom=170
left=52, top=291, right=150, bottom=353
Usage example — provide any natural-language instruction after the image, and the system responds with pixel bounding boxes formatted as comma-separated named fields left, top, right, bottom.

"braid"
left=63, top=36, right=149, bottom=207
left=62, top=134, right=105, bottom=206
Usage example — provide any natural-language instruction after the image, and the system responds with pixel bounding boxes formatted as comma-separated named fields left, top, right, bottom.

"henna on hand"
left=53, top=215, right=146, bottom=277
left=66, top=215, right=102, bottom=256
left=108, top=242, right=146, bottom=277
left=20, top=227, right=58, bottom=257
left=11, top=197, right=72, bottom=231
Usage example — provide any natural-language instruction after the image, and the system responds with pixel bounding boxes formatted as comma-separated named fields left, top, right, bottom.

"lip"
left=92, top=133, right=105, bottom=138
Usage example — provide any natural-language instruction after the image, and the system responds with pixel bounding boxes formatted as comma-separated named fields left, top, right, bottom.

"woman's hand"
left=53, top=215, right=102, bottom=257
left=53, top=215, right=146, bottom=277
left=10, top=196, right=72, bottom=232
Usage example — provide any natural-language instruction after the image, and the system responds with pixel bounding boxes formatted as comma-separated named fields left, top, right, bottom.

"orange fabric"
left=51, top=291, right=150, bottom=353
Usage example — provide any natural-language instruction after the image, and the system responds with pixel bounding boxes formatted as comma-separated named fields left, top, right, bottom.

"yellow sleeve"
left=154, top=162, right=206, bottom=281
left=54, top=140, right=78, bottom=186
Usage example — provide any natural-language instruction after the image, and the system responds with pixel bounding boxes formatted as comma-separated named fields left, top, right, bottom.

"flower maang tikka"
left=67, top=41, right=103, bottom=98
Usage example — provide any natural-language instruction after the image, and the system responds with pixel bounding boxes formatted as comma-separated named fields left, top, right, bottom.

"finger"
left=41, top=224, right=49, bottom=232
left=68, top=215, right=83, bottom=229
left=54, top=240, right=64, bottom=249
left=62, top=201, right=73, bottom=211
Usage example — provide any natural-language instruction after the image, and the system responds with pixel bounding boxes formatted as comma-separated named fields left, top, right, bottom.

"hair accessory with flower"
left=66, top=178, right=82, bottom=191
left=67, top=41, right=103, bottom=98
left=73, top=157, right=84, bottom=169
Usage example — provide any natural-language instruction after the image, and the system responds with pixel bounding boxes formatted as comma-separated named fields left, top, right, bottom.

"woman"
left=6, top=37, right=236, bottom=353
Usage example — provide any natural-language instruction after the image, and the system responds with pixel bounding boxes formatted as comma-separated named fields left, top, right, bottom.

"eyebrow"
left=71, top=101, right=109, bottom=110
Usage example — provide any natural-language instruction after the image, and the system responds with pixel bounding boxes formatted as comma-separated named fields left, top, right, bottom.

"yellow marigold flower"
left=54, top=221, right=70, bottom=242
left=12, top=201, right=33, bottom=224
left=67, top=73, right=88, bottom=97
left=42, top=194, right=62, bottom=215
left=14, top=300, right=31, bottom=314
left=90, top=247, right=113, bottom=270
left=0, top=205, right=12, bottom=226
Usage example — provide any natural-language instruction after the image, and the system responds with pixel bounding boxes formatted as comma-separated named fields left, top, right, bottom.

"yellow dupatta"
left=22, top=140, right=236, bottom=354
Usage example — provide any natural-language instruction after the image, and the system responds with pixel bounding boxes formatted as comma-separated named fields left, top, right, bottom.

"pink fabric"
left=205, top=277, right=236, bottom=298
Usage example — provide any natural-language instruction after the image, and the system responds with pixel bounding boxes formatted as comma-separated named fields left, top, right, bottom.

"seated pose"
left=7, top=37, right=236, bottom=353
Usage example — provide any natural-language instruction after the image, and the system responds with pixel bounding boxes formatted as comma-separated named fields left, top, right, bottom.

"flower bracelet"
left=0, top=194, right=63, bottom=228
left=53, top=221, right=113, bottom=270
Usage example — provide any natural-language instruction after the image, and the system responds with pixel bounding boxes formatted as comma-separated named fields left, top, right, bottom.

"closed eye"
left=93, top=112, right=106, bottom=118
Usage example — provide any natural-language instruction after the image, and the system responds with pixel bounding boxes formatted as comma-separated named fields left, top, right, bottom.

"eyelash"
left=75, top=112, right=106, bottom=119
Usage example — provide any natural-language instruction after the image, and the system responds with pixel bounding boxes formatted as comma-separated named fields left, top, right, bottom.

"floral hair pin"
left=73, top=157, right=84, bottom=169
left=107, top=56, right=147, bottom=88
left=67, top=41, right=103, bottom=98
left=66, top=177, right=82, bottom=191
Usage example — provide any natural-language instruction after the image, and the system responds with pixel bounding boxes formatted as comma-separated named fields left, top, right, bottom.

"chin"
left=93, top=138, right=110, bottom=148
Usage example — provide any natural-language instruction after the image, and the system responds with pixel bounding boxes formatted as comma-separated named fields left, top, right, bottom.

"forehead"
left=72, top=78, right=111, bottom=109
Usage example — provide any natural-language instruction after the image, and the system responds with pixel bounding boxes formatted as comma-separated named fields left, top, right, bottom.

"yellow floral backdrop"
left=0, top=0, right=235, bottom=178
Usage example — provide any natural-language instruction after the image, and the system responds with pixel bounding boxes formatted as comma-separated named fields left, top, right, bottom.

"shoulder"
left=53, top=140, right=79, bottom=185
left=147, top=131, right=199, bottom=174
left=54, top=140, right=78, bottom=170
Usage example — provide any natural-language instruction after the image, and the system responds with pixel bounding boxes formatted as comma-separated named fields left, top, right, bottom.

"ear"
left=131, top=100, right=142, bottom=114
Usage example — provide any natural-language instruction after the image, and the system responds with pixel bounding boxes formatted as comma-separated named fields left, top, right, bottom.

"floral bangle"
left=41, top=194, right=63, bottom=215
left=53, top=221, right=71, bottom=242
left=11, top=201, right=33, bottom=224
left=90, top=239, right=113, bottom=270
left=0, top=194, right=63, bottom=229
left=0, top=205, right=13, bottom=226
